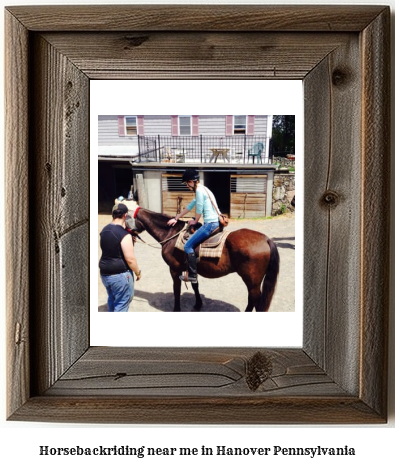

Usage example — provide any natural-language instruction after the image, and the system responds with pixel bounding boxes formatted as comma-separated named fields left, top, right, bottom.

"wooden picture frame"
left=5, top=5, right=389, bottom=424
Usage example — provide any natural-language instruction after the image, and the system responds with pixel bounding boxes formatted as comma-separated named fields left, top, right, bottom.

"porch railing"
left=137, top=135, right=271, bottom=164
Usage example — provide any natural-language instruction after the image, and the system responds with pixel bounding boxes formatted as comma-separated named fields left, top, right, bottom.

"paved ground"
left=98, top=213, right=295, bottom=312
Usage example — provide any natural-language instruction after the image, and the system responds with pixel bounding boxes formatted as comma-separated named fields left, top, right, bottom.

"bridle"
left=126, top=206, right=187, bottom=249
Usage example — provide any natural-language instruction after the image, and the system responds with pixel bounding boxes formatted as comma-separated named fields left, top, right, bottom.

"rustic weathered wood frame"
left=5, top=5, right=389, bottom=424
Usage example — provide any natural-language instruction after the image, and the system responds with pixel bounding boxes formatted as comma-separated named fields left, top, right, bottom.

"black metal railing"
left=137, top=135, right=271, bottom=164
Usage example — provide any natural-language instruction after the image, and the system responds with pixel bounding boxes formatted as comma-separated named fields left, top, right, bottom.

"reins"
left=133, top=225, right=187, bottom=249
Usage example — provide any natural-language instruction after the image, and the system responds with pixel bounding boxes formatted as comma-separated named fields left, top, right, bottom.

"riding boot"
left=179, top=252, right=198, bottom=283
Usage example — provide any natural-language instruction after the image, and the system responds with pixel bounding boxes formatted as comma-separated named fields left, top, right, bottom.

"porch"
left=137, top=135, right=270, bottom=165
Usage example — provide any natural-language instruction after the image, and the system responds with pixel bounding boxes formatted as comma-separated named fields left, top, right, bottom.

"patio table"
left=209, top=148, right=230, bottom=163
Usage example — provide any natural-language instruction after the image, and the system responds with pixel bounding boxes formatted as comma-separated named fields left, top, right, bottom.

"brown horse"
left=128, top=207, right=279, bottom=312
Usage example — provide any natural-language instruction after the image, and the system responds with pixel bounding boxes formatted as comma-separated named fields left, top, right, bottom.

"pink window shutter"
left=192, top=115, right=199, bottom=136
left=118, top=116, right=125, bottom=136
left=247, top=115, right=255, bottom=135
left=137, top=115, right=144, bottom=135
left=171, top=115, right=179, bottom=136
left=225, top=115, right=233, bottom=136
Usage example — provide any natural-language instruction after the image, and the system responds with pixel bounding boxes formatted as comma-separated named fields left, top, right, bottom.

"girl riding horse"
left=167, top=168, right=220, bottom=284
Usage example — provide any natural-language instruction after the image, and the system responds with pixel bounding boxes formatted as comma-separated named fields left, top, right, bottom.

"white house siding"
left=198, top=115, right=269, bottom=136
left=254, top=116, right=268, bottom=137
left=254, top=116, right=271, bottom=160
left=198, top=115, right=226, bottom=135
left=98, top=115, right=117, bottom=145
left=143, top=115, right=172, bottom=135
left=98, top=115, right=137, bottom=146
left=98, top=115, right=270, bottom=142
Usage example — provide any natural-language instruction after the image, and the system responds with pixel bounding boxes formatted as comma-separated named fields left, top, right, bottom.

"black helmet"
left=182, top=168, right=200, bottom=183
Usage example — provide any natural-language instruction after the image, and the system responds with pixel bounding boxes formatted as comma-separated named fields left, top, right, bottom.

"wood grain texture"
left=11, top=348, right=384, bottom=424
left=230, top=194, right=267, bottom=218
left=10, top=396, right=384, bottom=425
left=5, top=5, right=389, bottom=424
left=5, top=10, right=31, bottom=418
left=360, top=10, right=390, bottom=418
left=304, top=35, right=362, bottom=395
left=162, top=192, right=195, bottom=215
left=302, top=56, right=331, bottom=366
left=41, top=32, right=353, bottom=80
left=29, top=34, right=90, bottom=396
left=46, top=348, right=343, bottom=397
left=5, top=5, right=386, bottom=32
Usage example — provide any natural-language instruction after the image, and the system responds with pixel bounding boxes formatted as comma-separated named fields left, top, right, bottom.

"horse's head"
left=125, top=206, right=145, bottom=234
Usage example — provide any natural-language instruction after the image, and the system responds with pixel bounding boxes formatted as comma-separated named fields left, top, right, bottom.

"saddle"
left=175, top=225, right=230, bottom=258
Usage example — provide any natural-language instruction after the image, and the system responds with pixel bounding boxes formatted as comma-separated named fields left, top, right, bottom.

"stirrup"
left=179, top=271, right=198, bottom=284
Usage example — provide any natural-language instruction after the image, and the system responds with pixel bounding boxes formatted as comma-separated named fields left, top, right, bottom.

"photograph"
left=97, top=114, right=296, bottom=314
left=90, top=80, right=302, bottom=349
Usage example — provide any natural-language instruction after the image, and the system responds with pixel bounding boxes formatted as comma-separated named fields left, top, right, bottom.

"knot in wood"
left=321, top=190, right=340, bottom=208
left=332, top=68, right=349, bottom=87
left=123, top=35, right=150, bottom=49
left=246, top=351, right=273, bottom=391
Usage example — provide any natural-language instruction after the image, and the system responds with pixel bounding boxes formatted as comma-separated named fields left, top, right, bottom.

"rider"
left=167, top=169, right=220, bottom=283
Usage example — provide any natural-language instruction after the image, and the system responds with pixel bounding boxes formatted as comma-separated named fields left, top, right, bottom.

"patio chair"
left=247, top=142, right=265, bottom=164
left=228, top=147, right=241, bottom=163
left=175, top=149, right=187, bottom=163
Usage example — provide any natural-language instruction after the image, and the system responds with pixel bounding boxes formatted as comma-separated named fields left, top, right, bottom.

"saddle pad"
left=175, top=230, right=231, bottom=258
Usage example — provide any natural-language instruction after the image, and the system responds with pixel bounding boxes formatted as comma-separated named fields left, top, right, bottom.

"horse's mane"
left=142, top=208, right=186, bottom=230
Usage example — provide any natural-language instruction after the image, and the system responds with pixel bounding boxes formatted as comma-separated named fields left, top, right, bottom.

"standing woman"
left=99, top=203, right=142, bottom=312
left=167, top=169, right=220, bottom=283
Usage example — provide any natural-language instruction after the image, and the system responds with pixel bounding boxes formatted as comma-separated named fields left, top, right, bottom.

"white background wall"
left=90, top=79, right=303, bottom=344
left=1, top=1, right=394, bottom=469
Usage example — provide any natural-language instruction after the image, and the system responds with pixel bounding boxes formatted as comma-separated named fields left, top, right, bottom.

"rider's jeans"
left=184, top=221, right=220, bottom=254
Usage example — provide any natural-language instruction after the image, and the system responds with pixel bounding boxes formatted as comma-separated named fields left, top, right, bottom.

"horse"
left=128, top=207, right=280, bottom=312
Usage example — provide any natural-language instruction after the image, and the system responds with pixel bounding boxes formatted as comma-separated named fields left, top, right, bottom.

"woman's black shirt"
left=99, top=223, right=131, bottom=275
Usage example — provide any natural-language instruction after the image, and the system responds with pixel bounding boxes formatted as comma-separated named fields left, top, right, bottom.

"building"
left=98, top=115, right=278, bottom=217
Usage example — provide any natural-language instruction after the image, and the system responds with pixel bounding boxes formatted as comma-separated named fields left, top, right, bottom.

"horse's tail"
left=258, top=238, right=280, bottom=312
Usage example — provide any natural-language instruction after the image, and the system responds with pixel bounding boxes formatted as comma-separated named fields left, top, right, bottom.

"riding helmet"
left=182, top=168, right=200, bottom=183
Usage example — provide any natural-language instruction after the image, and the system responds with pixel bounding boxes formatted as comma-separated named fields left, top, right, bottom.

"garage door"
left=230, top=174, right=267, bottom=218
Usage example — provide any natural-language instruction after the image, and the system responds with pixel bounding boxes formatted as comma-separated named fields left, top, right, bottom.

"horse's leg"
left=191, top=281, right=203, bottom=311
left=245, top=285, right=262, bottom=312
left=170, top=269, right=182, bottom=312
left=243, top=243, right=277, bottom=312
left=237, top=262, right=266, bottom=312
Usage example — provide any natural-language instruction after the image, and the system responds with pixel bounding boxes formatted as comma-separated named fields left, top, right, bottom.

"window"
left=234, top=115, right=247, bottom=134
left=179, top=116, right=192, bottom=135
left=125, top=116, right=137, bottom=135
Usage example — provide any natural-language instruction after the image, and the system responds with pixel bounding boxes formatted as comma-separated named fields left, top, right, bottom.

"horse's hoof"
left=193, top=303, right=202, bottom=311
